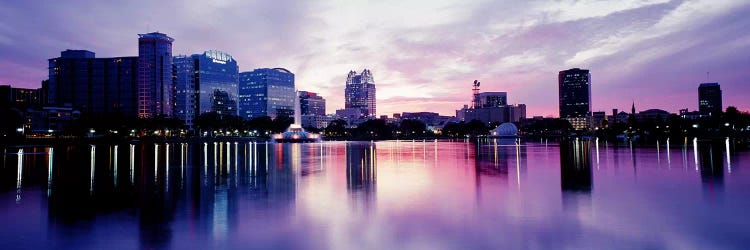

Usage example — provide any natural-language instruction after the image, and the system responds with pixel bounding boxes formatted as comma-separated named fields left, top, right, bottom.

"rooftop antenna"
left=706, top=71, right=710, bottom=81
left=472, top=80, right=481, bottom=108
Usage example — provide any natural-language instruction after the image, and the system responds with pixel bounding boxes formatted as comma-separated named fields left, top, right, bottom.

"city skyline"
left=1, top=1, right=749, bottom=117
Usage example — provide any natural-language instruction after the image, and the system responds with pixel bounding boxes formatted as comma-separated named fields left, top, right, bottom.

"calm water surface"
left=1, top=140, right=749, bottom=250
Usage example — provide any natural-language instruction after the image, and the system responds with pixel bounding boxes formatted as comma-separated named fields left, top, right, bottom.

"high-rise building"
left=137, top=32, right=174, bottom=118
left=238, top=68, right=295, bottom=119
left=345, top=69, right=376, bottom=117
left=47, top=50, right=138, bottom=116
left=698, top=82, right=722, bottom=116
left=558, top=68, right=592, bottom=130
left=299, top=91, right=326, bottom=116
left=173, top=50, right=239, bottom=126
left=173, top=55, right=197, bottom=125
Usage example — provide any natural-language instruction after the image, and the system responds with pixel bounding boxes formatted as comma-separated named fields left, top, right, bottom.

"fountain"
left=271, top=90, right=322, bottom=143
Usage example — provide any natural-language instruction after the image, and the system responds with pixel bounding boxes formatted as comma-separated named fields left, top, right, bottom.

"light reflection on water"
left=0, top=139, right=749, bottom=249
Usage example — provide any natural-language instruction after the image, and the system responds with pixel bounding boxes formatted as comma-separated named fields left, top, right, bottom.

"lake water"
left=1, top=139, right=749, bottom=250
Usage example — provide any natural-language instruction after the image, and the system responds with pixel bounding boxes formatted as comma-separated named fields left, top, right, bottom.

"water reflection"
left=560, top=139, right=592, bottom=192
left=697, top=139, right=725, bottom=198
left=560, top=139, right=592, bottom=215
left=0, top=140, right=748, bottom=249
left=346, top=142, right=377, bottom=210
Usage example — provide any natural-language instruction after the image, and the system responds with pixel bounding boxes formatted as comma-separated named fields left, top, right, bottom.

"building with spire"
left=344, top=69, right=376, bottom=117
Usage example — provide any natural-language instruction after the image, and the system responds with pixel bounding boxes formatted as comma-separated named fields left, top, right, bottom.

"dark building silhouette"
left=47, top=50, right=138, bottom=116
left=558, top=68, right=591, bottom=130
left=698, top=83, right=722, bottom=116
left=137, top=32, right=174, bottom=118
left=0, top=85, right=45, bottom=109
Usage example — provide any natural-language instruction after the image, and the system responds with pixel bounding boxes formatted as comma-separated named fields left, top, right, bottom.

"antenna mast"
left=472, top=80, right=481, bottom=108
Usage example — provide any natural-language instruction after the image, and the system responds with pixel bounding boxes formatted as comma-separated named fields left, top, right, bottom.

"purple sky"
left=1, top=0, right=748, bottom=117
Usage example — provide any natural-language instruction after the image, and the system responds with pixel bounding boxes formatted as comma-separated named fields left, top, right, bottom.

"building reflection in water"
left=473, top=139, right=520, bottom=205
left=696, top=139, right=726, bottom=199
left=560, top=139, right=593, bottom=211
left=346, top=142, right=377, bottom=210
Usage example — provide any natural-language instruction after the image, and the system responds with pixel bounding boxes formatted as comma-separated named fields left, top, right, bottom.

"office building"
left=558, top=68, right=592, bottom=130
left=698, top=83, right=722, bottom=116
left=47, top=50, right=138, bottom=116
left=475, top=92, right=507, bottom=108
left=457, top=103, right=526, bottom=124
left=173, top=50, right=239, bottom=126
left=345, top=69, right=376, bottom=117
left=238, top=68, right=295, bottom=119
left=137, top=32, right=174, bottom=118
left=173, top=55, right=197, bottom=125
left=1, top=85, right=45, bottom=108
left=299, top=91, right=326, bottom=116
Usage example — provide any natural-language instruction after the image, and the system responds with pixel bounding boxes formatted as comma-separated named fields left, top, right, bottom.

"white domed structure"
left=490, top=123, right=518, bottom=137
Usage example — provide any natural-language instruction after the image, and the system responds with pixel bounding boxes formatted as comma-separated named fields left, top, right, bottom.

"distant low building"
left=592, top=111, right=607, bottom=129
left=0, top=85, right=46, bottom=109
left=302, top=114, right=336, bottom=129
left=336, top=108, right=364, bottom=120
left=637, top=109, right=671, bottom=122
left=680, top=108, right=704, bottom=120
left=456, top=103, right=526, bottom=124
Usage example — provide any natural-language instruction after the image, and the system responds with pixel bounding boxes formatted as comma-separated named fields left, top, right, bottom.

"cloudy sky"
left=1, top=0, right=748, bottom=117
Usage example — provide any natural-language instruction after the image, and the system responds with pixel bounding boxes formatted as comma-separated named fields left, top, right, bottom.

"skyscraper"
left=173, top=55, right=197, bottom=125
left=558, top=68, right=591, bottom=130
left=345, top=69, right=376, bottom=117
left=238, top=68, right=295, bottom=119
left=137, top=32, right=174, bottom=118
left=47, top=50, right=138, bottom=116
left=698, top=82, right=722, bottom=116
left=173, top=50, right=239, bottom=126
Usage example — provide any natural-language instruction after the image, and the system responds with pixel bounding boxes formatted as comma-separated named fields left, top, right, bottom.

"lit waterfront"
left=1, top=140, right=749, bottom=249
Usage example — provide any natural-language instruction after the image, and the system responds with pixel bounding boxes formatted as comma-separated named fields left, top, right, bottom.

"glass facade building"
left=345, top=69, right=376, bottom=117
left=173, top=55, right=197, bottom=125
left=47, top=50, right=138, bottom=116
left=558, top=68, right=591, bottom=130
left=238, top=68, right=295, bottom=119
left=137, top=32, right=174, bottom=118
left=173, top=50, right=239, bottom=126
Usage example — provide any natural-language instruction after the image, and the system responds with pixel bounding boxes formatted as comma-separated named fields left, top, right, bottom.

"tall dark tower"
left=558, top=68, right=592, bottom=130
left=698, top=83, right=722, bottom=116
left=472, top=80, right=480, bottom=108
